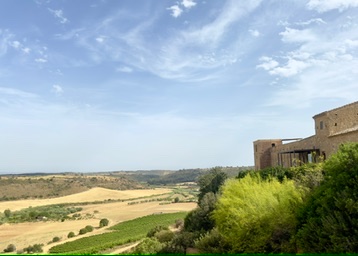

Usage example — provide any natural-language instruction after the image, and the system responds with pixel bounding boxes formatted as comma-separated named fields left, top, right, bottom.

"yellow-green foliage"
left=213, top=175, right=304, bottom=253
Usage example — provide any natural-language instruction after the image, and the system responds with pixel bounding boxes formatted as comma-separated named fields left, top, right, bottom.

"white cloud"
left=52, top=84, right=64, bottom=95
left=269, top=58, right=311, bottom=77
left=307, top=0, right=358, bottom=12
left=295, top=18, right=326, bottom=26
left=10, top=40, right=21, bottom=49
left=257, top=56, right=279, bottom=70
left=116, top=66, right=133, bottom=73
left=280, top=27, right=317, bottom=43
left=96, top=36, right=105, bottom=43
left=167, top=5, right=183, bottom=18
left=249, top=29, right=260, bottom=37
left=182, top=0, right=196, bottom=9
left=345, top=39, right=358, bottom=48
left=48, top=8, right=69, bottom=24
left=22, top=47, right=31, bottom=54
left=35, top=58, right=47, bottom=63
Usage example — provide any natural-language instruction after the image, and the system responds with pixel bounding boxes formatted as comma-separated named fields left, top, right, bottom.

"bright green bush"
left=213, top=175, right=304, bottom=253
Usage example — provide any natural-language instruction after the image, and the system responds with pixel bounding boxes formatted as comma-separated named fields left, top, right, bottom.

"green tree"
left=213, top=174, right=304, bottom=253
left=85, top=225, right=93, bottom=232
left=4, top=209, right=11, bottom=218
left=52, top=236, right=61, bottom=243
left=99, top=218, right=109, bottom=227
left=67, top=231, right=75, bottom=238
left=184, top=192, right=217, bottom=232
left=295, top=143, right=358, bottom=253
left=198, top=167, right=227, bottom=201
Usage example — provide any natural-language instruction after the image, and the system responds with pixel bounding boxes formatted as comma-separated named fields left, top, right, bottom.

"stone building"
left=253, top=101, right=358, bottom=170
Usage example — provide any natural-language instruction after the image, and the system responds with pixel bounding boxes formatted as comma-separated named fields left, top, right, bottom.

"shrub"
left=147, top=225, right=169, bottom=237
left=213, top=175, right=304, bottom=253
left=85, top=225, right=94, bottom=232
left=79, top=228, right=87, bottom=235
left=23, top=244, right=43, bottom=254
left=195, top=228, right=231, bottom=253
left=99, top=218, right=109, bottom=227
left=295, top=143, right=358, bottom=253
left=67, top=231, right=75, bottom=238
left=175, top=219, right=184, bottom=229
left=132, top=237, right=163, bottom=254
left=52, top=236, right=61, bottom=243
left=4, top=244, right=16, bottom=253
left=154, top=229, right=174, bottom=243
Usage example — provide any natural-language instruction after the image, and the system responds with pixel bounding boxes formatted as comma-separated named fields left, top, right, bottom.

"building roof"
left=313, top=101, right=358, bottom=119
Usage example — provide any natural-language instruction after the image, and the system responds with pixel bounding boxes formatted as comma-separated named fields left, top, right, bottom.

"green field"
left=49, top=212, right=188, bottom=254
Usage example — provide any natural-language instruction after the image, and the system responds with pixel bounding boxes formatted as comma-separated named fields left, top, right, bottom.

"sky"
left=0, top=0, right=358, bottom=173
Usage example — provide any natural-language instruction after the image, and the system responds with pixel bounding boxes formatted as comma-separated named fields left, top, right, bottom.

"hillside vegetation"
left=0, top=175, right=144, bottom=201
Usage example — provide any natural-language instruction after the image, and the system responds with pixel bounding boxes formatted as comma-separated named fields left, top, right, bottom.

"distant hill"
left=0, top=174, right=145, bottom=201
left=115, top=166, right=254, bottom=185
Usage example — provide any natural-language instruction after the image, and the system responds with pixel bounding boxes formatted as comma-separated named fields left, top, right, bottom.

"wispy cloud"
left=306, top=0, right=358, bottom=12
left=48, top=8, right=69, bottom=24
left=249, top=29, right=260, bottom=37
left=0, top=87, right=37, bottom=98
left=35, top=58, right=47, bottom=63
left=116, top=66, right=133, bottom=73
left=258, top=14, right=358, bottom=107
left=52, top=84, right=64, bottom=95
left=167, top=5, right=183, bottom=18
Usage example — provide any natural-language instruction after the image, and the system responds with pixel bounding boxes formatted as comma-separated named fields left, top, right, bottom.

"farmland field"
left=49, top=212, right=189, bottom=254
left=0, top=187, right=197, bottom=253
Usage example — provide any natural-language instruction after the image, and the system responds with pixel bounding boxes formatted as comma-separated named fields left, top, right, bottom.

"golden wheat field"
left=0, top=187, right=197, bottom=253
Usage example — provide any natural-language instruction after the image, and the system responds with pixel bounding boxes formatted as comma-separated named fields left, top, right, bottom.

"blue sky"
left=1, top=0, right=357, bottom=173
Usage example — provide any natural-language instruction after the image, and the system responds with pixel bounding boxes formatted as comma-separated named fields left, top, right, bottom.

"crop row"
left=49, top=212, right=187, bottom=254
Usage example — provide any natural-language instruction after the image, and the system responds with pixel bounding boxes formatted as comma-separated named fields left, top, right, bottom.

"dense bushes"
left=213, top=175, right=304, bottom=253
left=295, top=143, right=358, bottom=253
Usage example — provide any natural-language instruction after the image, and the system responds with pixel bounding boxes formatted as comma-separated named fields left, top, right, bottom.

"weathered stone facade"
left=254, top=101, right=358, bottom=170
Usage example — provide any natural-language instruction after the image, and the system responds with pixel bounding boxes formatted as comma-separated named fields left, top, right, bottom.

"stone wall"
left=253, top=101, right=358, bottom=170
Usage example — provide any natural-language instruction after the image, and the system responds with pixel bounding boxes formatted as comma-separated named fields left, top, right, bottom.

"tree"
left=197, top=167, right=227, bottom=201
left=3, top=244, right=16, bottom=253
left=79, top=228, right=87, bottom=235
left=99, top=218, right=109, bottom=227
left=85, top=225, right=93, bottom=232
left=67, top=232, right=75, bottom=238
left=4, top=209, right=11, bottom=218
left=213, top=174, right=304, bottom=253
left=295, top=143, right=358, bottom=253
left=52, top=236, right=61, bottom=243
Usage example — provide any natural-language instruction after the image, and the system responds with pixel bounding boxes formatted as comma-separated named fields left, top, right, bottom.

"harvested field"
left=0, top=187, right=196, bottom=253
left=0, top=187, right=172, bottom=212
